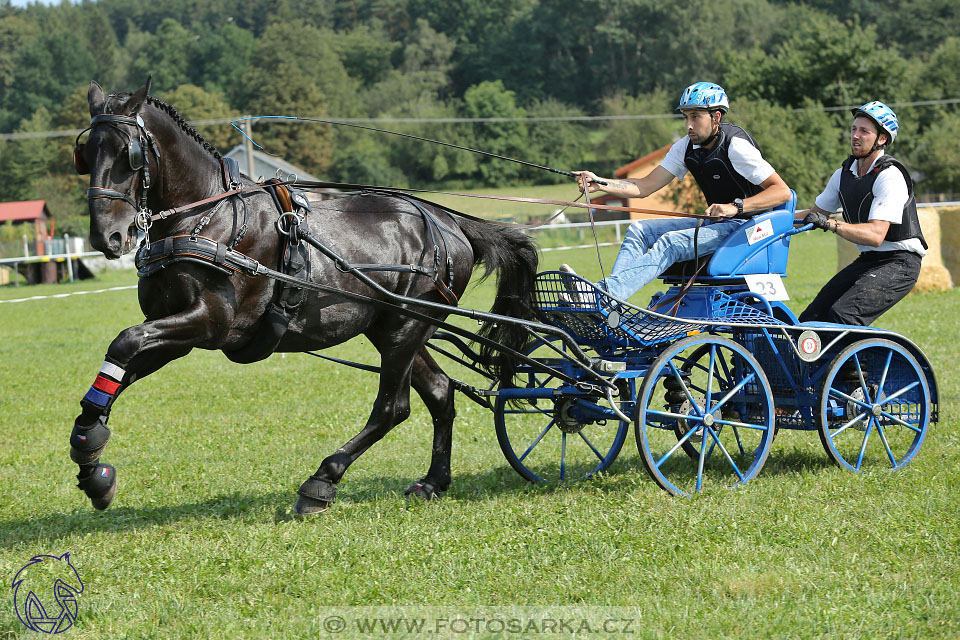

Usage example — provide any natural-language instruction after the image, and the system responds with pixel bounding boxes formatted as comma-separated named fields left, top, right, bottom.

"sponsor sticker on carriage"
left=796, top=330, right=822, bottom=362
left=743, top=273, right=789, bottom=301
left=745, top=218, right=774, bottom=245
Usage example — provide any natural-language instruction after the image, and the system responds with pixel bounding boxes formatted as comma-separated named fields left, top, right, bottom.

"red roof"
left=614, top=143, right=673, bottom=177
left=0, top=200, right=49, bottom=222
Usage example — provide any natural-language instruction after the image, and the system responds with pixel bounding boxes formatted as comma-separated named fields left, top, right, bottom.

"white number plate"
left=743, top=273, right=790, bottom=301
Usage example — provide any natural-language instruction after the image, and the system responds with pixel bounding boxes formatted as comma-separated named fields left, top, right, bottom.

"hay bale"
left=834, top=208, right=953, bottom=293
left=913, top=208, right=952, bottom=293
left=940, top=206, right=960, bottom=283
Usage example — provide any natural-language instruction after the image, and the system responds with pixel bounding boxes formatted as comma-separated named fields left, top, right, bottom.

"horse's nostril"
left=108, top=231, right=123, bottom=251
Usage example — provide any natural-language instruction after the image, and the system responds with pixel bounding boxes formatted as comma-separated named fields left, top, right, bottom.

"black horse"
left=70, top=78, right=538, bottom=514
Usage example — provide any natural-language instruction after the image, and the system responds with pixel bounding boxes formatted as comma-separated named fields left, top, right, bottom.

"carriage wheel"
left=494, top=341, right=630, bottom=483
left=818, top=339, right=930, bottom=472
left=635, top=335, right=775, bottom=497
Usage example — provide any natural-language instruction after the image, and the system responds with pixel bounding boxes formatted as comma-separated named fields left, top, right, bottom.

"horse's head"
left=75, top=77, right=158, bottom=258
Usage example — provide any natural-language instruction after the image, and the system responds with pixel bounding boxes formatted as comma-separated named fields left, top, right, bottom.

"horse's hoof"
left=77, top=463, right=117, bottom=511
left=70, top=417, right=111, bottom=465
left=404, top=480, right=442, bottom=501
left=294, top=495, right=332, bottom=515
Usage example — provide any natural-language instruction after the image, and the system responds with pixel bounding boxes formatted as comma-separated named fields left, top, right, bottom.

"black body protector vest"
left=684, top=122, right=765, bottom=218
left=838, top=154, right=927, bottom=249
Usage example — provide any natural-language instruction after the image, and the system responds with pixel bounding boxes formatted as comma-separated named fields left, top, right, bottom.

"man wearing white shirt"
left=798, top=101, right=926, bottom=326
left=570, top=81, right=790, bottom=302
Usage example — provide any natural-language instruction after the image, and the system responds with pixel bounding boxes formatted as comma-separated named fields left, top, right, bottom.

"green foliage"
left=730, top=99, right=847, bottom=204
left=462, top=80, right=528, bottom=184
left=128, top=18, right=194, bottom=92
left=913, top=112, right=960, bottom=194
left=3, top=28, right=97, bottom=131
left=0, top=0, right=958, bottom=218
left=723, top=12, right=911, bottom=108
left=159, top=85, right=236, bottom=153
left=599, top=90, right=681, bottom=169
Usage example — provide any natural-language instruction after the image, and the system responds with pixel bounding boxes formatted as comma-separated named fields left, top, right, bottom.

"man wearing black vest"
left=568, top=81, right=791, bottom=302
left=798, top=101, right=926, bottom=326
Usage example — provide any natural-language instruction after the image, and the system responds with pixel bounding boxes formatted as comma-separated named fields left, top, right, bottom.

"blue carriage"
left=494, top=197, right=937, bottom=496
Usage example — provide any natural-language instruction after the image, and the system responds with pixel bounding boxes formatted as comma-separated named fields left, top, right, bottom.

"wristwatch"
left=733, top=198, right=744, bottom=216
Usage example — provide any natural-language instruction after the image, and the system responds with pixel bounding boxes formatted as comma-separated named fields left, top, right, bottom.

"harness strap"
left=150, top=186, right=265, bottom=222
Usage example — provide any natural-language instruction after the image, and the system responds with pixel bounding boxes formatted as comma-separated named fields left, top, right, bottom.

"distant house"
left=224, top=146, right=340, bottom=201
left=0, top=200, right=52, bottom=254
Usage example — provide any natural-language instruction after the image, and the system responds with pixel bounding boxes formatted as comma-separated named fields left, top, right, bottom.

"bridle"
left=74, top=112, right=161, bottom=234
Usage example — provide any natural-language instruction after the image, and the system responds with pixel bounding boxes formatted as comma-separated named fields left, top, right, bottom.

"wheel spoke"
left=706, top=345, right=717, bottom=409
left=879, top=410, right=923, bottom=433
left=874, top=422, right=898, bottom=467
left=854, top=419, right=874, bottom=471
left=714, top=350, right=733, bottom=382
left=828, top=387, right=873, bottom=411
left=518, top=420, right=555, bottom=463
left=877, top=380, right=921, bottom=404
left=877, top=350, right=894, bottom=399
left=647, top=408, right=703, bottom=423
left=653, top=423, right=701, bottom=469
left=696, top=424, right=708, bottom=492
left=559, top=433, right=567, bottom=480
left=668, top=361, right=703, bottom=416
left=831, top=411, right=870, bottom=438
left=578, top=430, right=606, bottom=462
left=713, top=417, right=769, bottom=431
left=706, top=426, right=745, bottom=480
left=706, top=372, right=756, bottom=415
left=852, top=354, right=872, bottom=403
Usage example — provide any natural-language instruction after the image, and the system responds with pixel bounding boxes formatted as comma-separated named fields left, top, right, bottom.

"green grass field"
left=1, top=231, right=958, bottom=639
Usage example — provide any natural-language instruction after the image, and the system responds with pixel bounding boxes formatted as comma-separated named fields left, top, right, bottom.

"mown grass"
left=1, top=231, right=958, bottom=639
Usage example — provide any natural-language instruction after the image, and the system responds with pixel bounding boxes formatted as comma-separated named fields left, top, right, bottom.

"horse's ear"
left=125, top=76, right=152, bottom=115
left=88, top=81, right=105, bottom=116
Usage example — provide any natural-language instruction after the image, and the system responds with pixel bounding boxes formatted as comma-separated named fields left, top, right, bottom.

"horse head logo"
left=11, top=553, right=84, bottom=634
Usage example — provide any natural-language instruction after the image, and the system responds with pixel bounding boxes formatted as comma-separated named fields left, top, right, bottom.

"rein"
left=290, top=180, right=721, bottom=224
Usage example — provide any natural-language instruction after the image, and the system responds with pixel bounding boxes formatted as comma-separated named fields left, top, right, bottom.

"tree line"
left=1, top=0, right=959, bottom=236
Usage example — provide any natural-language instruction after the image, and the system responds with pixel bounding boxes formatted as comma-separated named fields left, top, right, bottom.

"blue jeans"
left=599, top=217, right=746, bottom=301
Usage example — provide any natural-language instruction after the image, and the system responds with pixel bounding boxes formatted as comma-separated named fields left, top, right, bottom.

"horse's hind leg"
left=403, top=348, right=456, bottom=501
left=71, top=306, right=217, bottom=509
left=296, top=332, right=432, bottom=514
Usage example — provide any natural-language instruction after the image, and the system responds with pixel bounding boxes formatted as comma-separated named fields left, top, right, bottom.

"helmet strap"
left=700, top=111, right=722, bottom=147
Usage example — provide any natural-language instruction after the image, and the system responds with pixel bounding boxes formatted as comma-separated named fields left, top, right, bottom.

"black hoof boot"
left=294, top=495, right=332, bottom=515
left=404, top=480, right=442, bottom=501
left=70, top=416, right=111, bottom=465
left=295, top=475, right=337, bottom=515
left=77, top=463, right=117, bottom=510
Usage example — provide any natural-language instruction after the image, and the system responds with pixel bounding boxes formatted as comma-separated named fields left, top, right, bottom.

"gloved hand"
left=803, top=211, right=833, bottom=232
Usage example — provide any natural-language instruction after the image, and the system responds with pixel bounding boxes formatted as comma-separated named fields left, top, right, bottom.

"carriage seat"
left=660, top=190, right=797, bottom=283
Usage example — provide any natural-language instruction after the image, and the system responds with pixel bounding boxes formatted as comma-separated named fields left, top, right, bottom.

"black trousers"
left=799, top=249, right=922, bottom=326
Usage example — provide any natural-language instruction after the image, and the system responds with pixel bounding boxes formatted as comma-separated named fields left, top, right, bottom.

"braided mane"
left=106, top=91, right=222, bottom=161
left=146, top=95, right=222, bottom=160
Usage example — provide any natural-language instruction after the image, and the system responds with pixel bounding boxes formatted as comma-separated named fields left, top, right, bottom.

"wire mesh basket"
left=533, top=271, right=783, bottom=349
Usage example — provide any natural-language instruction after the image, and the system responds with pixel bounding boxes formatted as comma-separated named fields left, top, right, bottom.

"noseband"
left=74, top=113, right=161, bottom=233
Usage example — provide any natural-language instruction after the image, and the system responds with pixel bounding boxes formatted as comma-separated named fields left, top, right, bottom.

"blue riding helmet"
left=676, top=82, right=730, bottom=113
left=852, top=101, right=899, bottom=145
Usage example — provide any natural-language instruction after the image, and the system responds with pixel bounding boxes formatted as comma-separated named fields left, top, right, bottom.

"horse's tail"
left=456, top=217, right=539, bottom=384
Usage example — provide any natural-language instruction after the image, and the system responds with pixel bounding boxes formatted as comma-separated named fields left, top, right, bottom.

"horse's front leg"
left=71, top=304, right=221, bottom=510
